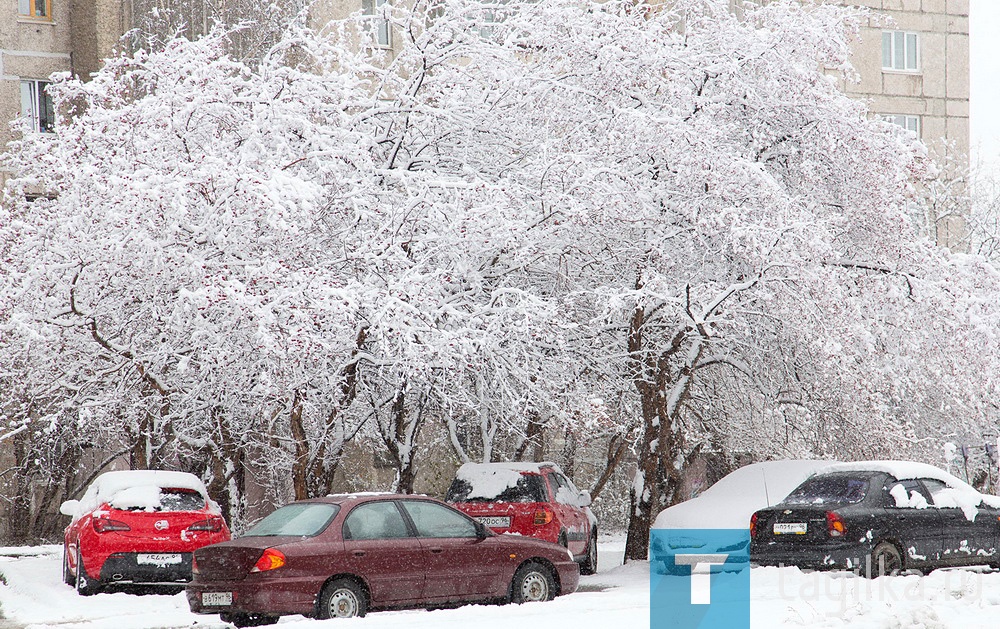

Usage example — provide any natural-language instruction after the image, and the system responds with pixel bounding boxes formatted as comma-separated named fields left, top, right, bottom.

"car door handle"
left=352, top=550, right=366, bottom=557
left=429, top=547, right=444, bottom=554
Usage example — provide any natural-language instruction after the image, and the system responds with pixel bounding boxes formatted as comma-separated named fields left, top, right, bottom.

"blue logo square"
left=650, top=528, right=751, bottom=629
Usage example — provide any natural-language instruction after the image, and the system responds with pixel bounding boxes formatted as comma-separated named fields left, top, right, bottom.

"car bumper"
left=187, top=574, right=324, bottom=617
left=99, top=552, right=193, bottom=584
left=555, top=560, right=580, bottom=595
left=751, top=540, right=875, bottom=571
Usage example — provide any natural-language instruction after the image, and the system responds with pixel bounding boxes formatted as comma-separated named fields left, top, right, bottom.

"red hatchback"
left=186, top=493, right=579, bottom=627
left=59, top=470, right=231, bottom=595
left=447, top=462, right=598, bottom=575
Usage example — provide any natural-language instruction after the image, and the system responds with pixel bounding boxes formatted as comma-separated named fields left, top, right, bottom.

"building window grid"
left=362, top=0, right=391, bottom=48
left=20, top=80, right=55, bottom=133
left=882, top=31, right=919, bottom=72
left=18, top=0, right=52, bottom=20
left=883, top=114, right=920, bottom=136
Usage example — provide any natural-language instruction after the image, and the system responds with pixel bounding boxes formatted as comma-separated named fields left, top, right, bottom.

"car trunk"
left=194, top=541, right=275, bottom=581
left=755, top=507, right=834, bottom=544
left=109, top=509, right=208, bottom=539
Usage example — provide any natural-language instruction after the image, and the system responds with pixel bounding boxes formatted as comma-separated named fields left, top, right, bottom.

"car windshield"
left=782, top=475, right=869, bottom=505
left=243, top=503, right=341, bottom=537
left=446, top=474, right=546, bottom=503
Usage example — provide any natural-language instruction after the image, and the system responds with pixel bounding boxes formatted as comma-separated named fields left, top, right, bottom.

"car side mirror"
left=578, top=490, right=592, bottom=507
left=60, top=499, right=80, bottom=517
left=474, top=521, right=491, bottom=539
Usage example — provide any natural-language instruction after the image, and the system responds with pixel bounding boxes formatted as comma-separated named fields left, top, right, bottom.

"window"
left=243, top=503, right=340, bottom=537
left=883, top=114, right=920, bottom=135
left=18, top=0, right=51, bottom=20
left=343, top=501, right=410, bottom=540
left=882, top=31, right=919, bottom=72
left=20, top=80, right=54, bottom=133
left=362, top=0, right=391, bottom=48
left=400, top=500, right=478, bottom=538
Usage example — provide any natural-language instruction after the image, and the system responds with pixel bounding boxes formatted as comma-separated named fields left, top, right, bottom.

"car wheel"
left=74, top=547, right=100, bottom=596
left=869, top=542, right=903, bottom=578
left=62, top=548, right=74, bottom=586
left=220, top=613, right=278, bottom=628
left=317, top=578, right=368, bottom=619
left=580, top=531, right=598, bottom=575
left=511, top=561, right=556, bottom=604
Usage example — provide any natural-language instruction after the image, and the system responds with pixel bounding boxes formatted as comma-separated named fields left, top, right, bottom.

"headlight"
left=566, top=548, right=574, bottom=561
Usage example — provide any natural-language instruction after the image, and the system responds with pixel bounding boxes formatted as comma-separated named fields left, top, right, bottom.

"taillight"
left=93, top=517, right=131, bottom=533
left=189, top=517, right=224, bottom=533
left=749, top=512, right=759, bottom=538
left=251, top=548, right=286, bottom=573
left=192, top=555, right=200, bottom=575
left=826, top=511, right=846, bottom=537
left=532, top=508, right=554, bottom=526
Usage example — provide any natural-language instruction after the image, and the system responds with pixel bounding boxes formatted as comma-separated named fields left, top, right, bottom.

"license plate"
left=773, top=522, right=808, bottom=535
left=203, top=592, right=233, bottom=607
left=136, top=553, right=182, bottom=565
left=476, top=516, right=512, bottom=528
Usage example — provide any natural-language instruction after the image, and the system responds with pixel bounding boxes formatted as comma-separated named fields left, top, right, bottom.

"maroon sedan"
left=186, top=493, right=579, bottom=627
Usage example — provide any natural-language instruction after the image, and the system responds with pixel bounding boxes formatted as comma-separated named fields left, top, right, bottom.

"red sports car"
left=59, top=470, right=231, bottom=595
left=447, top=462, right=599, bottom=574
left=186, top=493, right=579, bottom=627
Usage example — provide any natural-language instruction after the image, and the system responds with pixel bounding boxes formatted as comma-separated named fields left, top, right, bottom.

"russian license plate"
left=136, top=553, right=183, bottom=565
left=203, top=592, right=233, bottom=607
left=476, top=516, right=512, bottom=528
left=773, top=522, right=808, bottom=535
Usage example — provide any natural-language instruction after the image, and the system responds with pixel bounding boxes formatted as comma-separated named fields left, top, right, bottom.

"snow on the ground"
left=2, top=537, right=1000, bottom=628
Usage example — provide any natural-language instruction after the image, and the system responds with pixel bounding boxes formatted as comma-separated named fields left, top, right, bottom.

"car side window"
left=550, top=473, right=578, bottom=505
left=400, top=500, right=478, bottom=538
left=884, top=479, right=931, bottom=509
left=343, top=501, right=411, bottom=540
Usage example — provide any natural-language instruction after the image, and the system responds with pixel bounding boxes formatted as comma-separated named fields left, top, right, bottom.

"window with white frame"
left=20, top=80, right=55, bottom=133
left=882, top=31, right=919, bottom=72
left=18, top=0, right=52, bottom=20
left=882, top=114, right=920, bottom=135
left=362, top=0, right=391, bottom=48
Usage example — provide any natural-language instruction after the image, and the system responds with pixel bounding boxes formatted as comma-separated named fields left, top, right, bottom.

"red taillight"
left=532, top=508, right=554, bottom=526
left=251, top=548, right=286, bottom=573
left=749, top=512, right=759, bottom=538
left=92, top=517, right=131, bottom=533
left=189, top=517, right=224, bottom=533
left=826, top=511, right=846, bottom=537
left=192, top=555, right=199, bottom=575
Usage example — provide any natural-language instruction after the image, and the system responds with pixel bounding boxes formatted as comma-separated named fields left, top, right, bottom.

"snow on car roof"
left=455, top=462, right=563, bottom=501
left=74, top=470, right=211, bottom=516
left=815, top=461, right=971, bottom=486
left=90, top=470, right=208, bottom=498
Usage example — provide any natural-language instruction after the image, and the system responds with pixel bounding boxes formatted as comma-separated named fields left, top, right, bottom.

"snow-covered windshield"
left=244, top=503, right=341, bottom=537
left=446, top=474, right=546, bottom=503
left=782, top=475, right=869, bottom=505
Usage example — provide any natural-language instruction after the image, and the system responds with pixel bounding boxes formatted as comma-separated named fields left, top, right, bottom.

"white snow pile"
left=71, top=470, right=212, bottom=518
left=455, top=462, right=556, bottom=500
left=653, top=460, right=836, bottom=530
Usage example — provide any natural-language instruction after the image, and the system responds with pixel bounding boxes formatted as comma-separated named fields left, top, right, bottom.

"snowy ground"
left=2, top=537, right=1000, bottom=628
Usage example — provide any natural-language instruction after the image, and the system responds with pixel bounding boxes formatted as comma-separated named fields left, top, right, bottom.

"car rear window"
left=446, top=474, right=546, bottom=503
left=109, top=486, right=207, bottom=512
left=244, top=503, right=341, bottom=537
left=782, top=475, right=869, bottom=505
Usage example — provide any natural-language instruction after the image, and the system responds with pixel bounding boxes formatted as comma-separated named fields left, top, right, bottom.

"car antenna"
left=763, top=468, right=771, bottom=506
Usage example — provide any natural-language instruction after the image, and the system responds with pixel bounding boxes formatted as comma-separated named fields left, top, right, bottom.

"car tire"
left=580, top=531, right=598, bottom=575
left=317, top=578, right=368, bottom=619
left=74, top=547, right=100, bottom=596
left=62, top=548, right=74, bottom=586
left=869, top=542, right=903, bottom=578
left=220, top=613, right=278, bottom=628
left=511, top=561, right=556, bottom=604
